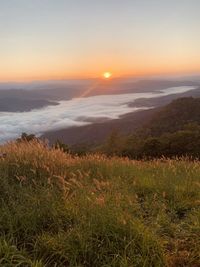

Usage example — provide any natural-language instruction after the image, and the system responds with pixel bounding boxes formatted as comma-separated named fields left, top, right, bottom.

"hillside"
left=0, top=141, right=200, bottom=266
left=143, top=97, right=200, bottom=136
left=0, top=97, right=58, bottom=112
left=100, top=97, right=200, bottom=159
left=43, top=91, right=200, bottom=146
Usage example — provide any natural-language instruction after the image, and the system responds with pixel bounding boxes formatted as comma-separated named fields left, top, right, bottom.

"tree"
left=17, top=133, right=37, bottom=142
left=54, top=140, right=70, bottom=153
left=103, top=130, right=124, bottom=156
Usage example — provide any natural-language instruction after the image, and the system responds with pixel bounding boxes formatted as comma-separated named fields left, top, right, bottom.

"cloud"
left=0, top=86, right=196, bottom=143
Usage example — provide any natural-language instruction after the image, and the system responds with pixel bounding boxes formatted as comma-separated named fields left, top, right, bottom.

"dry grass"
left=0, top=141, right=200, bottom=266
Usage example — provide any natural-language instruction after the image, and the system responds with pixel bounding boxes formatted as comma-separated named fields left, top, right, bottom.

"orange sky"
left=1, top=60, right=199, bottom=82
left=0, top=0, right=200, bottom=82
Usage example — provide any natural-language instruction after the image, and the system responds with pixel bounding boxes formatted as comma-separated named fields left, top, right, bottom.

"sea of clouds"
left=0, top=86, right=196, bottom=143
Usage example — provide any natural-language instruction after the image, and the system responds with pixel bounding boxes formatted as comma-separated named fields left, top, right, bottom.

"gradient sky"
left=0, top=0, right=200, bottom=81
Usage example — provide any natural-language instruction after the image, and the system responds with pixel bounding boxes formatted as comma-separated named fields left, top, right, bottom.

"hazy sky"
left=0, top=0, right=200, bottom=81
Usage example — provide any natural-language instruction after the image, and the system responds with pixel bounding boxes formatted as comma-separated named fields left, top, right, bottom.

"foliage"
left=17, top=132, right=38, bottom=143
left=54, top=139, right=70, bottom=153
left=104, top=123, right=200, bottom=159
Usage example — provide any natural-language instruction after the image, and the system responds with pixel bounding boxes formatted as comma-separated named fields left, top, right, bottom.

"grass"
left=0, top=141, right=200, bottom=266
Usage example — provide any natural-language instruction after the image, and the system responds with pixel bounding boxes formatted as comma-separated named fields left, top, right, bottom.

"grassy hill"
left=0, top=141, right=200, bottom=266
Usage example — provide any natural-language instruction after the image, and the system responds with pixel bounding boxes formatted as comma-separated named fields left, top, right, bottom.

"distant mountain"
left=0, top=97, right=58, bottom=112
left=1, top=78, right=200, bottom=102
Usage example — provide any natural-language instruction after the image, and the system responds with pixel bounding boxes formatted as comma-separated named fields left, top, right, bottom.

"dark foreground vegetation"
left=102, top=122, right=200, bottom=159
left=0, top=141, right=200, bottom=266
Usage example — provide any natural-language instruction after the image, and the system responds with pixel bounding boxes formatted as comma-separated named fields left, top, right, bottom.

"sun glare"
left=103, top=72, right=112, bottom=79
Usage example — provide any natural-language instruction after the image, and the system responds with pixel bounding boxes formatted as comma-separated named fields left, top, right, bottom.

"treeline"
left=101, top=123, right=200, bottom=159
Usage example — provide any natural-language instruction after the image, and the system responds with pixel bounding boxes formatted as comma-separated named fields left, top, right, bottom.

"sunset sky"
left=0, top=0, right=200, bottom=81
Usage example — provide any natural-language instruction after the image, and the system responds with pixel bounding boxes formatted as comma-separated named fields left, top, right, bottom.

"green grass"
left=0, top=141, right=200, bottom=266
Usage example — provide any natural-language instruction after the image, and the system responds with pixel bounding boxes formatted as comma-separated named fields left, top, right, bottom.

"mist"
left=0, top=86, right=196, bottom=143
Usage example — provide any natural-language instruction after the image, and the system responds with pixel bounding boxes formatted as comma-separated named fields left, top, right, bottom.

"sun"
left=103, top=72, right=112, bottom=79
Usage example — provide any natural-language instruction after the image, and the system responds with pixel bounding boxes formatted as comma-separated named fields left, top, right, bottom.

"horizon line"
left=1, top=71, right=200, bottom=84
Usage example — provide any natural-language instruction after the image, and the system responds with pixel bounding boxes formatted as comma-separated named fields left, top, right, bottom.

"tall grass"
left=0, top=141, right=199, bottom=266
